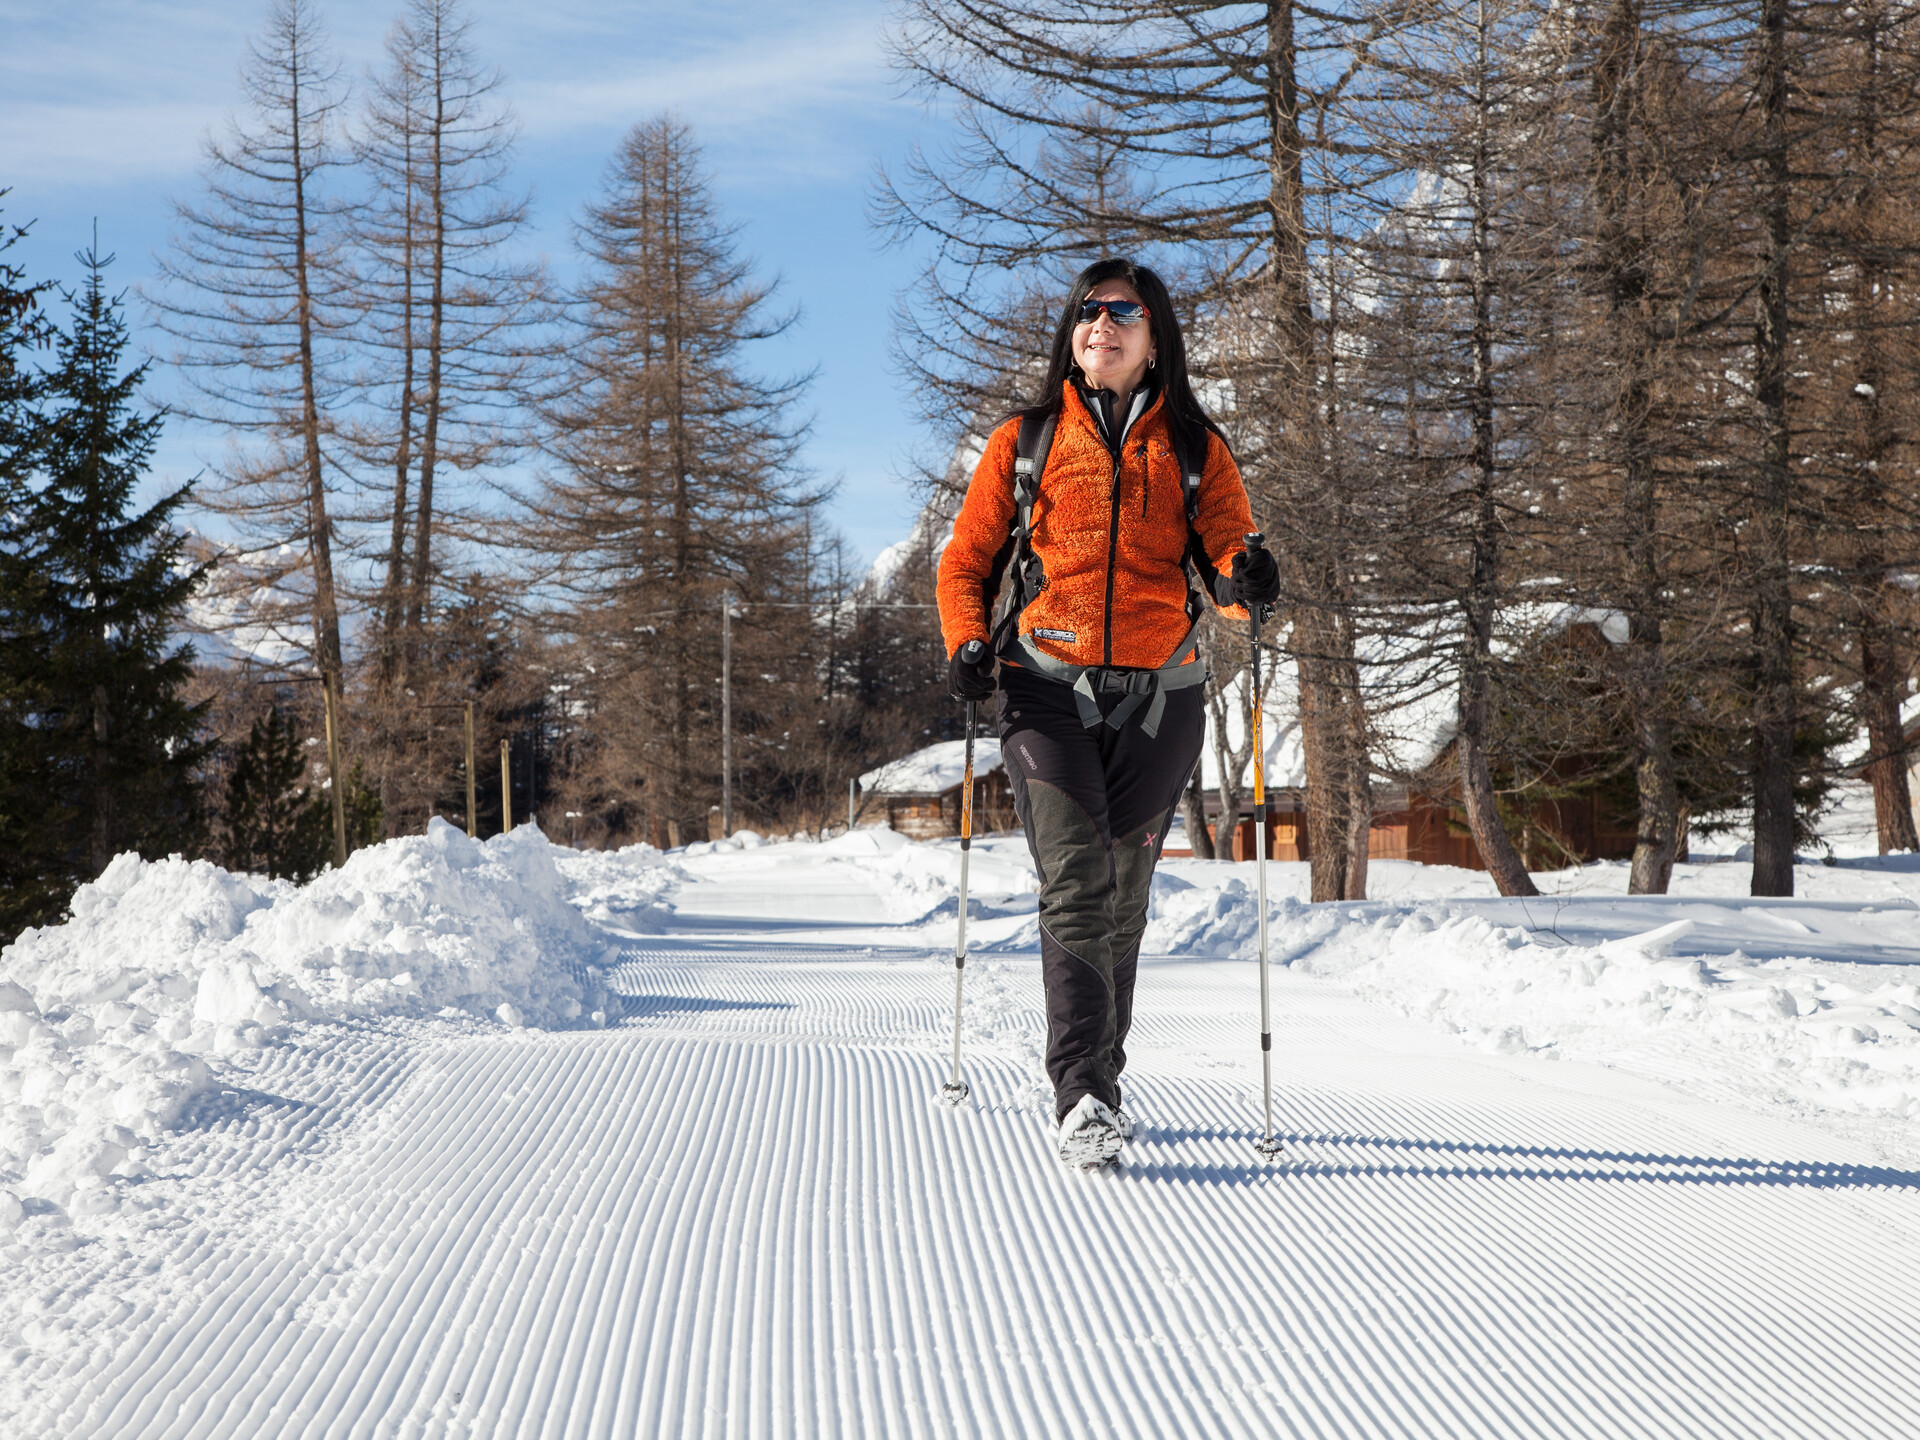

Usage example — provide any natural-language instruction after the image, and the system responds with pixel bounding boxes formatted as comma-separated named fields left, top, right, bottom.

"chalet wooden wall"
left=1217, top=790, right=1637, bottom=871
left=878, top=772, right=1018, bottom=841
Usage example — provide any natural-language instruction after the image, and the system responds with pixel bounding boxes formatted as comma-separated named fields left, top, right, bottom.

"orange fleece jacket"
left=938, top=382, right=1255, bottom=670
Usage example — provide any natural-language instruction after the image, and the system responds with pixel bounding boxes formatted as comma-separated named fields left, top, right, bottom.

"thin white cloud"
left=1, top=1, right=899, bottom=189
left=512, top=15, right=887, bottom=136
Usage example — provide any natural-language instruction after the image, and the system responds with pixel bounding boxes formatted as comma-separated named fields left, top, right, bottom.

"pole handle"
left=1242, top=532, right=1271, bottom=630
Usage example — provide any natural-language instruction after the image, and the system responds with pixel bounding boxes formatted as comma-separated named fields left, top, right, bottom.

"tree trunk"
left=1460, top=20, right=1536, bottom=900
left=1590, top=0, right=1681, bottom=895
left=1343, top=697, right=1372, bottom=900
left=1626, top=700, right=1681, bottom=892
left=407, top=46, right=447, bottom=641
left=90, top=682, right=113, bottom=876
left=1458, top=662, right=1537, bottom=895
left=1838, top=53, right=1916, bottom=858
left=1206, top=651, right=1253, bottom=859
left=1184, top=761, right=1216, bottom=860
left=378, top=118, right=417, bottom=690
left=1295, top=613, right=1353, bottom=901
left=1862, top=623, right=1919, bottom=852
left=1262, top=0, right=1362, bottom=902
left=287, top=38, right=344, bottom=691
left=1749, top=0, right=1796, bottom=897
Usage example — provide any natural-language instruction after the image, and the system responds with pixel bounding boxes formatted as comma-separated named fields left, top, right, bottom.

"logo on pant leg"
left=1019, top=744, right=1038, bottom=771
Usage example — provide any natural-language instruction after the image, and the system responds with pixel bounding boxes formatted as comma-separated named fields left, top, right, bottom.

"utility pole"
left=322, top=674, right=349, bottom=868
left=501, top=736, right=513, bottom=831
left=721, top=590, right=733, bottom=838
left=464, top=701, right=477, bottom=838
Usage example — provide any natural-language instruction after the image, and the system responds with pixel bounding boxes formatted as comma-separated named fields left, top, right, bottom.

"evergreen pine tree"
left=225, top=705, right=330, bottom=880
left=0, top=201, right=50, bottom=490
left=0, top=245, right=211, bottom=942
left=0, top=205, right=59, bottom=938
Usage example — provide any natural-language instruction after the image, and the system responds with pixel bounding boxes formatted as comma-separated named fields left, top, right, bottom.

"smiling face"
left=1070, top=280, right=1156, bottom=397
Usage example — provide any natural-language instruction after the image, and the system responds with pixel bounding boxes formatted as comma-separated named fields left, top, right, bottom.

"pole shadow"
left=1114, top=1123, right=1920, bottom=1190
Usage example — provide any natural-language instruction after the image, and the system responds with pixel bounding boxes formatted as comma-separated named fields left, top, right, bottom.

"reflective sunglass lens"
left=1077, top=300, right=1147, bottom=325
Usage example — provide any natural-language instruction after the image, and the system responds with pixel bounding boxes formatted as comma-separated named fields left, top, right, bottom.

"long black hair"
left=1025, top=258, right=1218, bottom=444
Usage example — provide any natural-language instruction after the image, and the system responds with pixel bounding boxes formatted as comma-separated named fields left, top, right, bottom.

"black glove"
left=1227, top=545, right=1281, bottom=608
left=948, top=639, right=996, bottom=701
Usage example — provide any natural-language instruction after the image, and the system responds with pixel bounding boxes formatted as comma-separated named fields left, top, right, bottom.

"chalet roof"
left=859, top=737, right=1005, bottom=797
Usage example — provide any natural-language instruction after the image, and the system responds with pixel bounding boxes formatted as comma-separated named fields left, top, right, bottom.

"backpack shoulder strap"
left=1168, top=412, right=1224, bottom=600
left=988, top=409, right=1057, bottom=652
left=1167, top=413, right=1207, bottom=527
left=1014, top=409, right=1057, bottom=510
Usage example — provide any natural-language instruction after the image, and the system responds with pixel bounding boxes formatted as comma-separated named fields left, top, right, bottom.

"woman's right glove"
left=948, top=639, right=996, bottom=701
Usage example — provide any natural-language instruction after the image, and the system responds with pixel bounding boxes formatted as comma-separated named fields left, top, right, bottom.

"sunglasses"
left=1076, top=299, right=1149, bottom=326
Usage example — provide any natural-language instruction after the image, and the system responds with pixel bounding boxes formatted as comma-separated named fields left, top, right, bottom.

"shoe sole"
left=1058, top=1118, right=1125, bottom=1169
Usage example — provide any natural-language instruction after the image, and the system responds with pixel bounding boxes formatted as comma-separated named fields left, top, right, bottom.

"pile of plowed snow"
left=0, top=820, right=610, bottom=1215
left=1145, top=884, right=1920, bottom=1126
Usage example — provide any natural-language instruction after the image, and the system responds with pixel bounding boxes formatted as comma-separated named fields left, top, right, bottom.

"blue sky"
left=0, top=0, right=940, bottom=567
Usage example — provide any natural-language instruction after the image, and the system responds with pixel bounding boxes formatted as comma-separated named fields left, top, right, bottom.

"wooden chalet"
left=855, top=738, right=1018, bottom=841
left=1191, top=782, right=1638, bottom=870
left=1171, top=610, right=1645, bottom=870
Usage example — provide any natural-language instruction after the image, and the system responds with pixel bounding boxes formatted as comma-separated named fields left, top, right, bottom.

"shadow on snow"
left=1116, top=1124, right=1920, bottom=1190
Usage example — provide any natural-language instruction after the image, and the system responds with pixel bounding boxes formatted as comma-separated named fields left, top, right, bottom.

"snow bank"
left=1323, top=908, right=1920, bottom=1121
left=0, top=820, right=611, bottom=1212
left=818, top=831, right=1037, bottom=924
left=553, top=840, right=680, bottom=929
left=1143, top=878, right=1920, bottom=1127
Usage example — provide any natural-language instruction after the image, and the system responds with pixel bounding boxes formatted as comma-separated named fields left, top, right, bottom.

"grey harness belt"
left=1008, top=613, right=1208, bottom=740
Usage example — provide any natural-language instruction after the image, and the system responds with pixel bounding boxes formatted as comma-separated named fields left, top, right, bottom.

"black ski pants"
left=997, top=665, right=1205, bottom=1121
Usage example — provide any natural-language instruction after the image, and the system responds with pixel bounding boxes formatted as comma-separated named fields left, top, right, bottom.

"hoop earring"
left=1148, top=355, right=1157, bottom=369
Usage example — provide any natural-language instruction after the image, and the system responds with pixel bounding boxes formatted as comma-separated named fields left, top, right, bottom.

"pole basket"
left=1254, top=1133, right=1286, bottom=1160
left=939, top=1079, right=970, bottom=1105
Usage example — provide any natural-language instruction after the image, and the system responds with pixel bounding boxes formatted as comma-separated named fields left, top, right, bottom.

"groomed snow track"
left=33, top=939, right=1920, bottom=1437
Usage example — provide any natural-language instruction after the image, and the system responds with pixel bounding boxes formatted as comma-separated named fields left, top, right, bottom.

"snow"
left=175, top=537, right=315, bottom=671
left=859, top=736, right=1004, bottom=795
left=0, top=820, right=609, bottom=1210
left=5, top=821, right=1920, bottom=1435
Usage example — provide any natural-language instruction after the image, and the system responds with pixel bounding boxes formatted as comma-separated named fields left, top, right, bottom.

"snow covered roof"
left=859, top=737, right=1004, bottom=796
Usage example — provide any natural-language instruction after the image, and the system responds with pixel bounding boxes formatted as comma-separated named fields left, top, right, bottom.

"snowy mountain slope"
left=4, top=830, right=1920, bottom=1436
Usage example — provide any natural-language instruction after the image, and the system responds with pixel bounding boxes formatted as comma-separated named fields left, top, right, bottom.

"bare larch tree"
left=528, top=117, right=822, bottom=843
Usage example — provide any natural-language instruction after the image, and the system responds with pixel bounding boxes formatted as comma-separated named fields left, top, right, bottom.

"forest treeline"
left=0, top=0, right=949, bottom=940
left=879, top=0, right=1920, bottom=900
left=6, top=0, right=1920, bottom=939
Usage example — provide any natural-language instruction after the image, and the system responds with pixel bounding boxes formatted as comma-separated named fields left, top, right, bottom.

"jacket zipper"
left=1103, top=448, right=1123, bottom=665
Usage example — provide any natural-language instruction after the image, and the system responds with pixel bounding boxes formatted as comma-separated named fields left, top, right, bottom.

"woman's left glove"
left=948, top=640, right=997, bottom=701
left=1219, top=546, right=1281, bottom=608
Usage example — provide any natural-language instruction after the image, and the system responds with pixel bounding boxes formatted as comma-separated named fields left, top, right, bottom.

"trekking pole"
left=1246, top=533, right=1283, bottom=1159
left=941, top=649, right=983, bottom=1105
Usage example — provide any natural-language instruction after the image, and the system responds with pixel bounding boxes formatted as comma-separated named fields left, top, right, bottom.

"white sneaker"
left=1057, top=1094, right=1125, bottom=1169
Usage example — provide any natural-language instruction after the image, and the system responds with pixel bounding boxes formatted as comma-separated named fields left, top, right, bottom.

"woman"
left=937, top=259, right=1280, bottom=1167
